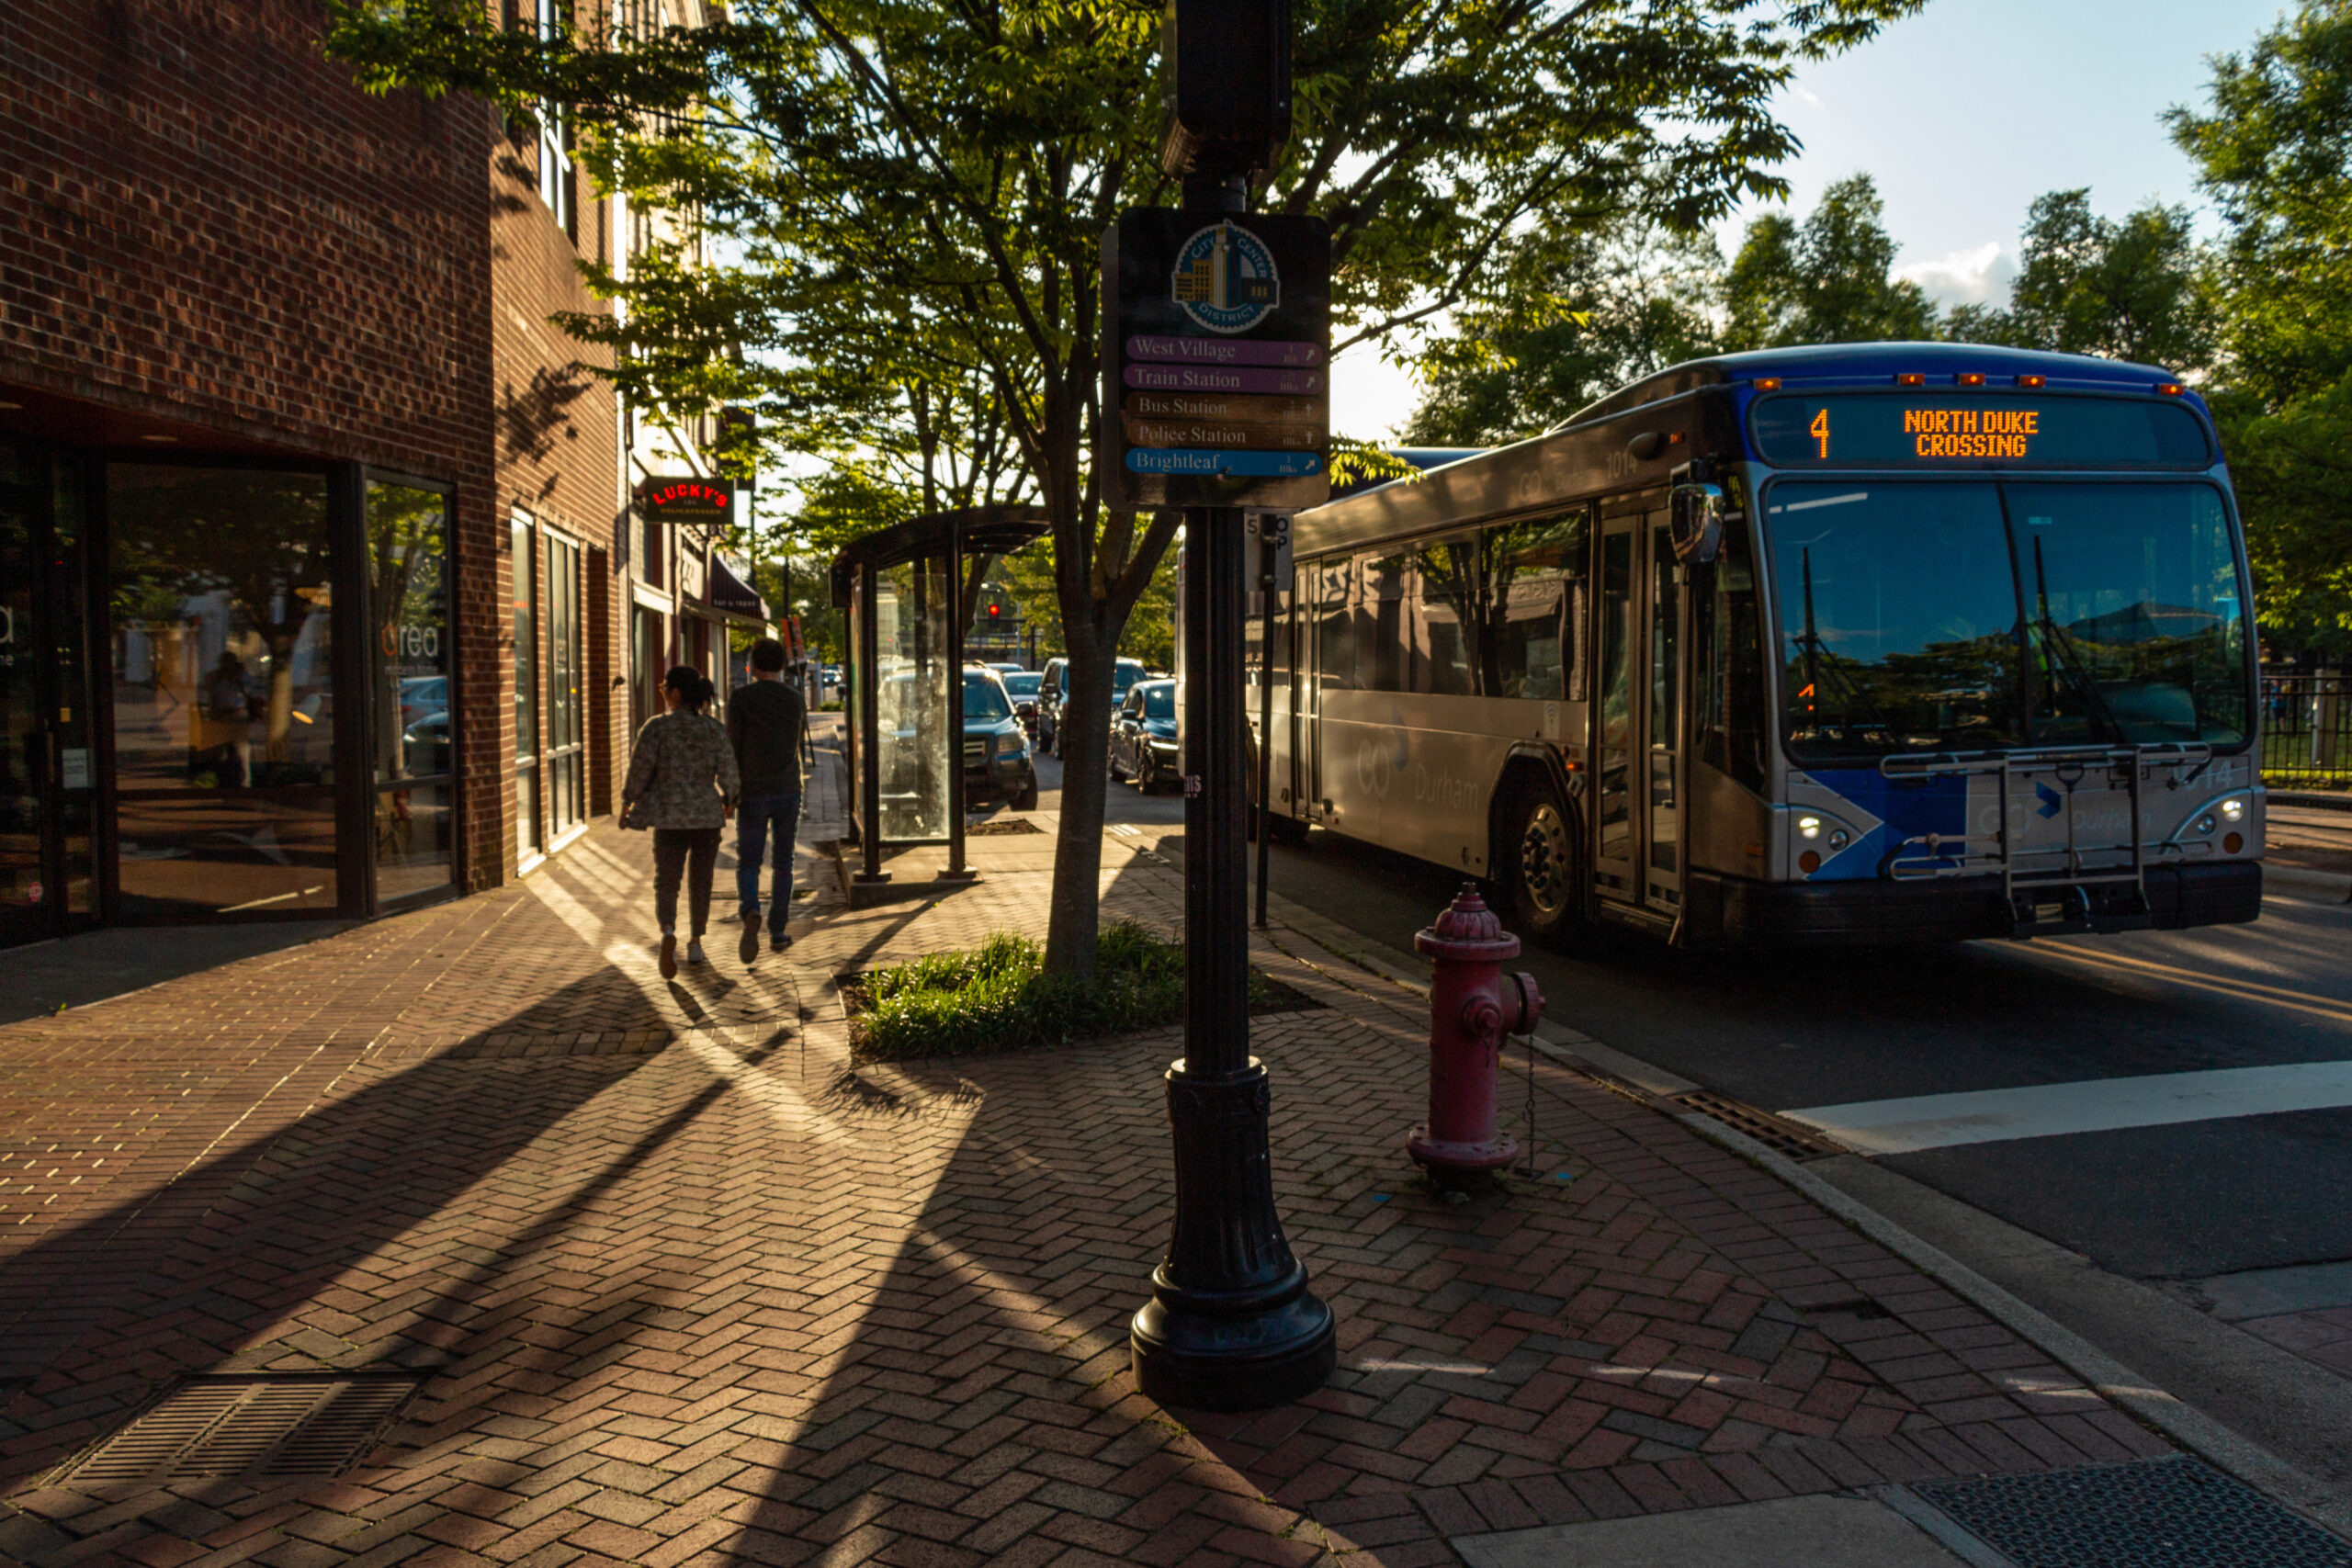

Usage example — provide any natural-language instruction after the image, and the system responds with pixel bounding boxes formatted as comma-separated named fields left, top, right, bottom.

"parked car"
left=1035, top=657, right=1068, bottom=752
left=989, top=660, right=1024, bottom=675
left=1109, top=678, right=1179, bottom=792
left=1043, top=656, right=1146, bottom=758
left=1001, top=670, right=1042, bottom=734
left=963, top=665, right=1039, bottom=809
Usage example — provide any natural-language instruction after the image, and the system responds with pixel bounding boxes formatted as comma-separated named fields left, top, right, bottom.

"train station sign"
left=1102, top=209, right=1330, bottom=509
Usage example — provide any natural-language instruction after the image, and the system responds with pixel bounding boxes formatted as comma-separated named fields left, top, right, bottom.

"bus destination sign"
left=1750, top=392, right=2212, bottom=469
left=1102, top=209, right=1331, bottom=508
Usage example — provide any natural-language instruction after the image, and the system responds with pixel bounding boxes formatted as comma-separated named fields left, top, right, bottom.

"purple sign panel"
left=1125, top=335, right=1324, bottom=368
left=1123, top=364, right=1324, bottom=396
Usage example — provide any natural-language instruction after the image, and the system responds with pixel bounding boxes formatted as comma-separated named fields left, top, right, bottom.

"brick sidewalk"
left=0, top=821, right=2175, bottom=1567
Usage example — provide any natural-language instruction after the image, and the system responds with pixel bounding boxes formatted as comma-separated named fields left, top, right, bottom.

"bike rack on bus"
left=1874, top=743, right=2213, bottom=931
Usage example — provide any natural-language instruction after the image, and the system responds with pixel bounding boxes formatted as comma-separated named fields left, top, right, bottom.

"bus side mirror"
left=1670, top=483, right=1724, bottom=565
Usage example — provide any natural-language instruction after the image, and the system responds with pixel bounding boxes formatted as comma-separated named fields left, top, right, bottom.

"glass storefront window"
left=370, top=481, right=454, bottom=902
left=108, top=465, right=340, bottom=914
left=514, top=516, right=541, bottom=859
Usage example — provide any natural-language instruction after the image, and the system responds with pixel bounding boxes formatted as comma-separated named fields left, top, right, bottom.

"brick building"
left=0, top=0, right=661, bottom=951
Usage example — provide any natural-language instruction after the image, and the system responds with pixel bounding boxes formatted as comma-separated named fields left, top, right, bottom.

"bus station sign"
left=1102, top=209, right=1330, bottom=509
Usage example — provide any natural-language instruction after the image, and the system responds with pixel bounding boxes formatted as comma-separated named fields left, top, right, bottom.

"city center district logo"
left=1170, top=222, right=1279, bottom=333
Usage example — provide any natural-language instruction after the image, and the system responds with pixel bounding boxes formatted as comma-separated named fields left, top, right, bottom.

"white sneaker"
left=685, top=940, right=707, bottom=965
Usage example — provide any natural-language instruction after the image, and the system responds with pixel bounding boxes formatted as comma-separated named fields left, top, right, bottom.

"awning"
left=830, top=505, right=1051, bottom=608
left=706, top=554, right=769, bottom=623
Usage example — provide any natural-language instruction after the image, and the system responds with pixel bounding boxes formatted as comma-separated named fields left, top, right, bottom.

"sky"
left=1329, top=0, right=2291, bottom=443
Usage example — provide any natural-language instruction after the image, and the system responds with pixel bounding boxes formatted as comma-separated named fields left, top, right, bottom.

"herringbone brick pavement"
left=0, top=821, right=2171, bottom=1567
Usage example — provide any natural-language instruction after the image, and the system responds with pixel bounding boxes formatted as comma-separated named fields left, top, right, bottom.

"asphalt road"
left=1039, top=739, right=2352, bottom=1290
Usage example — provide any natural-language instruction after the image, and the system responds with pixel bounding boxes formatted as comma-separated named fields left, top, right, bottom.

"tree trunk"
left=1043, top=607, right=1118, bottom=977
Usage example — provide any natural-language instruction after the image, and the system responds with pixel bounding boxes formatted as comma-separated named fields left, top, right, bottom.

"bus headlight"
left=2221, top=797, right=2246, bottom=821
left=1798, top=815, right=1822, bottom=840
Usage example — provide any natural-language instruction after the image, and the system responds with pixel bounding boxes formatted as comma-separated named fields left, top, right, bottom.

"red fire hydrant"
left=1408, top=885, right=1544, bottom=1188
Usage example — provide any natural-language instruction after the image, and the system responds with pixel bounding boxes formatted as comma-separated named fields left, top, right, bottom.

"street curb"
left=2268, top=863, right=2352, bottom=903
left=1674, top=1110, right=2352, bottom=1543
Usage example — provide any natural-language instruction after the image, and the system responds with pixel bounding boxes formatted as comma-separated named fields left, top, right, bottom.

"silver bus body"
left=1247, top=344, right=2264, bottom=947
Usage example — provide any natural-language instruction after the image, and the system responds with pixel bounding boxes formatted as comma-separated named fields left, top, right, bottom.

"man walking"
left=728, top=637, right=811, bottom=962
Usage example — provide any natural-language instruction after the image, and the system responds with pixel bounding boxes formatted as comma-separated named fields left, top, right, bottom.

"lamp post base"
left=1130, top=1059, right=1336, bottom=1411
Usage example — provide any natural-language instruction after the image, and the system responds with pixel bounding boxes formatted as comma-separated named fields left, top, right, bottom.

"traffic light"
left=987, top=602, right=1002, bottom=625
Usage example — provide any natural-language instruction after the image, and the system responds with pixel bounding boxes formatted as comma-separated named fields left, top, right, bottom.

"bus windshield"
left=1765, top=480, right=2249, bottom=760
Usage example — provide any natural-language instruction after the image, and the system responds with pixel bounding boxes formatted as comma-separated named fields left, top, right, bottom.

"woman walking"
left=622, top=666, right=741, bottom=979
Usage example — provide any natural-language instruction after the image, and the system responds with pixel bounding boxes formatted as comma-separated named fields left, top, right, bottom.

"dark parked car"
left=1035, top=657, right=1068, bottom=751
left=962, top=665, right=1040, bottom=810
left=1001, top=671, right=1042, bottom=734
left=1044, top=656, right=1146, bottom=759
left=1109, top=678, right=1179, bottom=792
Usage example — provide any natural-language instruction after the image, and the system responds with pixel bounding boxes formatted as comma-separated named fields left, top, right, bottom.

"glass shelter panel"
left=108, top=465, right=340, bottom=914
left=875, top=561, right=952, bottom=840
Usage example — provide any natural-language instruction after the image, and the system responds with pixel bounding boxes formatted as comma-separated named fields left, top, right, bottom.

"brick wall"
left=487, top=62, right=623, bottom=876
left=0, top=0, right=511, bottom=891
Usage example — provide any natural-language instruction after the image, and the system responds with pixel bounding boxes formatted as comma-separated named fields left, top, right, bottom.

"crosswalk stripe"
left=1784, top=1059, right=2352, bottom=1155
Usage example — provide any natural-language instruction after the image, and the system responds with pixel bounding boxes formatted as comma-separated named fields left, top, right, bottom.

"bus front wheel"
left=1506, top=784, right=1583, bottom=951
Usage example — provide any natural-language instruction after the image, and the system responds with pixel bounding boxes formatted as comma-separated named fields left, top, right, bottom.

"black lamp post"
left=1127, top=0, right=1336, bottom=1412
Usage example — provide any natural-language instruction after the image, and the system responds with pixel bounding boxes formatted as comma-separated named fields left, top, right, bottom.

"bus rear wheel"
left=1506, top=784, right=1583, bottom=951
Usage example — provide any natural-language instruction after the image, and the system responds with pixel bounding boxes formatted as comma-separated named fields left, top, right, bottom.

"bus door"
left=1592, top=515, right=1637, bottom=897
left=1644, top=513, right=1681, bottom=910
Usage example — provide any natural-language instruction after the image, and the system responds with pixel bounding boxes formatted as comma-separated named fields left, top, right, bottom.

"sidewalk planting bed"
left=844, top=919, right=1318, bottom=1060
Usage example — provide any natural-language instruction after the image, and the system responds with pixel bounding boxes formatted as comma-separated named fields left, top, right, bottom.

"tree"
left=1406, top=216, right=1724, bottom=446
left=1943, top=190, right=2218, bottom=372
left=325, top=0, right=1925, bottom=976
left=2168, top=0, right=2352, bottom=659
left=1724, top=174, right=1938, bottom=348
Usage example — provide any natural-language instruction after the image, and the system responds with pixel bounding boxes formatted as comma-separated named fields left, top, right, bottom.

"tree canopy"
left=1723, top=175, right=1937, bottom=348
left=1944, top=190, right=2216, bottom=373
left=325, top=0, right=1927, bottom=971
left=2170, top=0, right=2352, bottom=658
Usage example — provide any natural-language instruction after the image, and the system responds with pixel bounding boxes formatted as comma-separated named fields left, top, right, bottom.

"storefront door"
left=0, top=440, right=96, bottom=949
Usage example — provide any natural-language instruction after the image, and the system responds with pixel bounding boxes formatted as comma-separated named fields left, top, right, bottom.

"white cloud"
left=1899, top=243, right=2018, bottom=311
left=1795, top=86, right=1824, bottom=108
left=1329, top=338, right=1425, bottom=445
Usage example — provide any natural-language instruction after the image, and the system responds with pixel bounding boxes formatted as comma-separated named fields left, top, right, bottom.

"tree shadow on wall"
left=501, top=363, right=594, bottom=477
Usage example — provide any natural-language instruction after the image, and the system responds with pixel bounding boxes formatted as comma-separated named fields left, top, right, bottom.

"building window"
left=536, top=0, right=573, bottom=237
left=514, top=514, right=542, bottom=861
left=545, top=532, right=585, bottom=839
left=369, top=479, right=457, bottom=903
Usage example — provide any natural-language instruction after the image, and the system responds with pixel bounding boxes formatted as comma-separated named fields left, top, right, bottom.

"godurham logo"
left=1170, top=222, right=1280, bottom=334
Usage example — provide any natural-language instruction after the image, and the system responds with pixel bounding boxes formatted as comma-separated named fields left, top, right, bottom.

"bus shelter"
left=831, top=506, right=1049, bottom=904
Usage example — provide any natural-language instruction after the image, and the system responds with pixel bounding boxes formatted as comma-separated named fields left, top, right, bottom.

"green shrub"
left=850, top=921, right=1299, bottom=1061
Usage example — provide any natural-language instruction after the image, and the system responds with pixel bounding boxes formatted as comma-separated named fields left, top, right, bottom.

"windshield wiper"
left=1795, top=546, right=1902, bottom=746
left=2030, top=536, right=2126, bottom=745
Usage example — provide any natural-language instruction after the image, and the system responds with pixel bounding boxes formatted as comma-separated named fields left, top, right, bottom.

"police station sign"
left=1102, top=209, right=1330, bottom=509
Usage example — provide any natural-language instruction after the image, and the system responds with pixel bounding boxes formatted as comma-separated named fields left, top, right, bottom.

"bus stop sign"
left=1102, top=209, right=1330, bottom=511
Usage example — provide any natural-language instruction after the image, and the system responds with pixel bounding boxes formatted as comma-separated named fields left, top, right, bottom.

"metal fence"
left=2261, top=672, right=2351, bottom=788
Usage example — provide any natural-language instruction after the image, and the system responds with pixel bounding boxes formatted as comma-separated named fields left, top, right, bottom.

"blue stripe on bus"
left=1806, top=769, right=1970, bottom=880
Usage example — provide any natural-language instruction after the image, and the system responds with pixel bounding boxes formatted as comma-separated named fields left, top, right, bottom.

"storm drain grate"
left=1674, top=1091, right=1848, bottom=1160
left=1912, top=1456, right=2352, bottom=1567
left=60, top=1376, right=419, bottom=1485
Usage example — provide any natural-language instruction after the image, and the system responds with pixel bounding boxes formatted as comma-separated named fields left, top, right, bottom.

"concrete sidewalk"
left=1, top=817, right=2324, bottom=1567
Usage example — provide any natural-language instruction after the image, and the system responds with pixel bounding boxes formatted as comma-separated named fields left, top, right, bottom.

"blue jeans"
left=735, top=793, right=801, bottom=931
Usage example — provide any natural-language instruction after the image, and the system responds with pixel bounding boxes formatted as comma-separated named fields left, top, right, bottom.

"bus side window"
left=1317, top=560, right=1355, bottom=691
left=1415, top=535, right=1479, bottom=696
left=1697, top=525, right=1768, bottom=791
left=1360, top=552, right=1409, bottom=693
left=1481, top=512, right=1586, bottom=701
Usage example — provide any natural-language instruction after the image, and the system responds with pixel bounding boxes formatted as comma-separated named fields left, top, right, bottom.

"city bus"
left=1251, top=344, right=2264, bottom=949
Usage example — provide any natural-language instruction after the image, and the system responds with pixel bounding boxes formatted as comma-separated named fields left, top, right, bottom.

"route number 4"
left=1809, top=408, right=1830, bottom=460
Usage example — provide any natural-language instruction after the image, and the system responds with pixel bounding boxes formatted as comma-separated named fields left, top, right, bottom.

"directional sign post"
left=1117, top=4, right=1336, bottom=1413
left=1102, top=211, right=1331, bottom=512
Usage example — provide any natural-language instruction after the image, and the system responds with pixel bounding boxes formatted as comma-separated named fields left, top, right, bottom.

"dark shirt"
left=728, top=676, right=807, bottom=797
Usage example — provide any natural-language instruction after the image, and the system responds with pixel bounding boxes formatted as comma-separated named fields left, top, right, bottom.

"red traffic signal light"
left=988, top=603, right=1001, bottom=620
